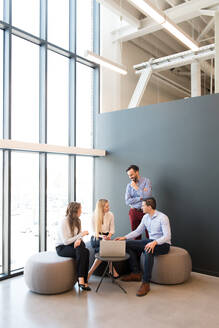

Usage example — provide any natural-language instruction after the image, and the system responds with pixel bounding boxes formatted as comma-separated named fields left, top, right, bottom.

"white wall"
left=100, top=6, right=182, bottom=113
left=100, top=7, right=122, bottom=113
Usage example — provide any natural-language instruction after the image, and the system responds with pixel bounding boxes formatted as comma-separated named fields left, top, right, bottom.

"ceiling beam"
left=112, top=0, right=219, bottom=42
left=200, top=9, right=216, bottom=16
left=165, top=0, right=214, bottom=45
left=197, top=17, right=215, bottom=42
left=134, top=44, right=215, bottom=74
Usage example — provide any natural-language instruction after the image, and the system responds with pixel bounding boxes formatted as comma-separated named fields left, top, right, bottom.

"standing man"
left=125, top=165, right=152, bottom=239
left=116, top=197, right=171, bottom=297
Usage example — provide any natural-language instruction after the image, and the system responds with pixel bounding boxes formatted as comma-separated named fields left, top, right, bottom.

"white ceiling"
left=99, top=0, right=219, bottom=95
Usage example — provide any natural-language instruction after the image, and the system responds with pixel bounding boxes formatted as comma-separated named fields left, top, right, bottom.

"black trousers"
left=56, top=240, right=89, bottom=283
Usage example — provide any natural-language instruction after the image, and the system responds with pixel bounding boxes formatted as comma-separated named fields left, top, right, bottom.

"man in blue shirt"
left=117, top=197, right=171, bottom=297
left=125, top=165, right=152, bottom=239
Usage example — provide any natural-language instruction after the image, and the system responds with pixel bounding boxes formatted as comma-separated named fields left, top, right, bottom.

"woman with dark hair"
left=56, top=202, right=91, bottom=291
left=88, top=199, right=119, bottom=280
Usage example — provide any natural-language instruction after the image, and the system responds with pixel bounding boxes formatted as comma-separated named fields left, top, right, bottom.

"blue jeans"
left=126, top=239, right=170, bottom=283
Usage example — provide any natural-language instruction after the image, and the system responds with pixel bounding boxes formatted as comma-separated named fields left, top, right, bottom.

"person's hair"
left=126, top=165, right=139, bottom=173
left=142, top=197, right=156, bottom=210
left=93, top=199, right=108, bottom=237
left=66, top=202, right=81, bottom=234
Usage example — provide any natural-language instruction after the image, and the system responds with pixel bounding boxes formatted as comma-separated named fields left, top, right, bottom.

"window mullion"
left=39, top=0, right=47, bottom=252
left=2, top=0, right=12, bottom=276
left=68, top=0, right=76, bottom=202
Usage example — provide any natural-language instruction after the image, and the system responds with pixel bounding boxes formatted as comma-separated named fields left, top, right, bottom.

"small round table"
left=95, top=253, right=130, bottom=294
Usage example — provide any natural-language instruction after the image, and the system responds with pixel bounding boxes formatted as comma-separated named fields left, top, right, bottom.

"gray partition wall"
left=94, top=93, right=219, bottom=276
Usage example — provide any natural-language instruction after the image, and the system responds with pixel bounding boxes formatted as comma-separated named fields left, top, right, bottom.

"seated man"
left=116, top=197, right=171, bottom=297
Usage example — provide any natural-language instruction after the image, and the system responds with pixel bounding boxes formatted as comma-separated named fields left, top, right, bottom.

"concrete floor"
left=1, top=272, right=219, bottom=328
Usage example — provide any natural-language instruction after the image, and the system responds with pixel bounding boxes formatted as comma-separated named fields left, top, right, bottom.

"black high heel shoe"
left=78, top=283, right=91, bottom=291
left=113, top=274, right=120, bottom=280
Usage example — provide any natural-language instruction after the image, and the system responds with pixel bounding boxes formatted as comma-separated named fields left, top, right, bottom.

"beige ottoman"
left=141, top=246, right=192, bottom=284
left=24, top=251, right=77, bottom=294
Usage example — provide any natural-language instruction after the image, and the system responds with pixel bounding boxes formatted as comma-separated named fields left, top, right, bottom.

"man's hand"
left=131, top=181, right=139, bottom=190
left=81, top=230, right=89, bottom=237
left=74, top=239, right=81, bottom=248
left=145, top=240, right=157, bottom=254
left=115, top=236, right=126, bottom=241
left=103, top=233, right=112, bottom=240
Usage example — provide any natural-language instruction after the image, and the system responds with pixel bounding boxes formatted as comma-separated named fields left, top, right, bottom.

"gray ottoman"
left=141, top=246, right=192, bottom=284
left=24, top=251, right=77, bottom=294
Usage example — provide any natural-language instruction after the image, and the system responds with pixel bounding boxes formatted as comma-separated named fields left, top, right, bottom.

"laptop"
left=99, top=240, right=126, bottom=257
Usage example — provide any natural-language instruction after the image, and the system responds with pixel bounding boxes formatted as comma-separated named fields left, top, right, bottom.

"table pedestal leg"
left=95, top=262, right=109, bottom=293
left=110, top=262, right=127, bottom=294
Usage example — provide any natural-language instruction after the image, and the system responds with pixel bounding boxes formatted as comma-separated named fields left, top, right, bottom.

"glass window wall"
left=48, top=0, right=69, bottom=50
left=0, top=151, right=2, bottom=274
left=0, top=0, right=3, bottom=21
left=76, top=63, right=93, bottom=148
left=11, top=152, right=39, bottom=271
left=76, top=0, right=93, bottom=57
left=12, top=0, right=40, bottom=36
left=11, top=36, right=39, bottom=143
left=0, top=0, right=98, bottom=279
left=47, top=154, right=68, bottom=251
left=47, top=51, right=68, bottom=146
left=0, top=31, right=2, bottom=138
left=76, top=156, right=93, bottom=242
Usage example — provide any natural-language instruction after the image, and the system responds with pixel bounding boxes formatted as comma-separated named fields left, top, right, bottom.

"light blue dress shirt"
left=125, top=210, right=171, bottom=245
left=125, top=177, right=152, bottom=209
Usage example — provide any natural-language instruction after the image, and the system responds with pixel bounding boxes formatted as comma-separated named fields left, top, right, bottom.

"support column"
left=191, top=61, right=201, bottom=97
left=215, top=11, right=219, bottom=93
left=128, top=66, right=152, bottom=108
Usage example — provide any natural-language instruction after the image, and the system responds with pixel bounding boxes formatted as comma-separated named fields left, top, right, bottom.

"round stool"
left=141, top=246, right=192, bottom=284
left=24, top=251, right=77, bottom=294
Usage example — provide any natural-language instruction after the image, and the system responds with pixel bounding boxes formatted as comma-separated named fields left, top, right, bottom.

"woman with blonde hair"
left=56, top=202, right=91, bottom=291
left=88, top=199, right=119, bottom=280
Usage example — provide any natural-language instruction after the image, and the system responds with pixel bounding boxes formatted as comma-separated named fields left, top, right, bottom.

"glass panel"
left=47, top=51, right=68, bottom=146
left=12, top=0, right=39, bottom=36
left=0, top=0, right=3, bottom=21
left=0, top=30, right=2, bottom=138
left=11, top=36, right=39, bottom=142
left=48, top=0, right=69, bottom=50
left=47, top=154, right=68, bottom=251
left=77, top=0, right=93, bottom=56
left=0, top=151, right=2, bottom=274
left=76, top=156, right=93, bottom=242
left=11, top=152, right=39, bottom=271
left=76, top=63, right=93, bottom=148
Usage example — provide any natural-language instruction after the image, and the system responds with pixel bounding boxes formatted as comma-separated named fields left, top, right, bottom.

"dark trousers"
left=129, top=208, right=149, bottom=239
left=126, top=239, right=170, bottom=283
left=56, top=240, right=89, bottom=283
left=90, top=236, right=102, bottom=253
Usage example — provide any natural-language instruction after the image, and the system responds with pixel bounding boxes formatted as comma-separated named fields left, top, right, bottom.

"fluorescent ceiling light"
left=163, top=21, right=199, bottom=51
left=128, top=0, right=165, bottom=24
left=85, top=50, right=128, bottom=75
left=129, top=0, right=199, bottom=51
